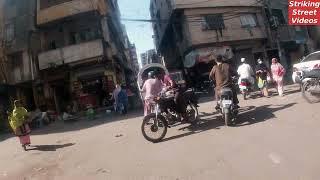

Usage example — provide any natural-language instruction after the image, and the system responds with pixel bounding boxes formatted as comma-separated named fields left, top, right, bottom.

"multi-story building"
left=35, top=0, right=134, bottom=111
left=129, top=43, right=140, bottom=74
left=150, top=0, right=268, bottom=74
left=140, top=53, right=148, bottom=67
left=0, top=0, right=39, bottom=110
left=140, top=49, right=161, bottom=67
left=262, top=0, right=319, bottom=76
left=150, top=0, right=319, bottom=82
left=147, top=49, right=161, bottom=64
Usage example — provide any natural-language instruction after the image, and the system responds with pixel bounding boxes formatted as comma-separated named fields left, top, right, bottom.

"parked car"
left=292, top=51, right=320, bottom=84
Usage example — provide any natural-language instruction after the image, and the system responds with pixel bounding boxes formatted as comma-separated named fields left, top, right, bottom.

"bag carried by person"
left=258, top=77, right=264, bottom=89
left=8, top=102, right=29, bottom=131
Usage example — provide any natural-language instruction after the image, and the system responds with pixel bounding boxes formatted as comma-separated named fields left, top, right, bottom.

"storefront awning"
left=184, top=46, right=233, bottom=68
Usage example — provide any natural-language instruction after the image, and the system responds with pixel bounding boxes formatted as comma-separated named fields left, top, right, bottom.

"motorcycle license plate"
left=222, top=100, right=232, bottom=107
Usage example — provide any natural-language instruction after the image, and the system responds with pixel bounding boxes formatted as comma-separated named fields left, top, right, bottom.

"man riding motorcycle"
left=209, top=55, right=239, bottom=110
left=237, top=58, right=255, bottom=86
left=162, top=74, right=188, bottom=122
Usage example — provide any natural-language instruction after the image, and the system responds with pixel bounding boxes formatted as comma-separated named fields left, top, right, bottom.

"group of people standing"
left=237, top=57, right=286, bottom=97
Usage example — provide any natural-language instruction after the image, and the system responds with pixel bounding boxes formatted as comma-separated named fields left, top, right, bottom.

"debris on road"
left=115, top=134, right=123, bottom=138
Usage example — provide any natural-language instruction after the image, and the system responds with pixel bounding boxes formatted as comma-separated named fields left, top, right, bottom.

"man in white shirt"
left=237, top=58, right=254, bottom=85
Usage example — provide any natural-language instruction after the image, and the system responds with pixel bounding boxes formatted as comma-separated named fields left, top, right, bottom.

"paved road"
left=0, top=85, right=319, bottom=180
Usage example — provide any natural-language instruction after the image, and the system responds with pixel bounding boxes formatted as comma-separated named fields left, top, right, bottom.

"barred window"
left=203, top=14, right=225, bottom=30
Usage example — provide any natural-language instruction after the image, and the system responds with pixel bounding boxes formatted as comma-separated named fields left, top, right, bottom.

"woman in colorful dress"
left=271, top=58, right=286, bottom=97
left=8, top=100, right=31, bottom=151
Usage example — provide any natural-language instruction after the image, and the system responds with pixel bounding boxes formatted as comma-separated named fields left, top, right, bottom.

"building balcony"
left=272, top=25, right=308, bottom=43
left=38, top=39, right=104, bottom=70
left=37, top=0, right=108, bottom=25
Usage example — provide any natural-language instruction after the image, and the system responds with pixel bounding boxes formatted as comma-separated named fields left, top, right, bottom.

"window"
left=5, top=23, right=14, bottom=43
left=203, top=14, right=225, bottom=30
left=240, top=14, right=257, bottom=27
left=271, top=9, right=286, bottom=25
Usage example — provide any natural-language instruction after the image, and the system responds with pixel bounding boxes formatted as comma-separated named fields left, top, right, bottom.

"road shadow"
left=161, top=106, right=255, bottom=142
left=0, top=132, right=13, bottom=142
left=161, top=103, right=296, bottom=142
left=31, top=110, right=143, bottom=136
left=235, top=103, right=297, bottom=127
left=27, top=143, right=75, bottom=152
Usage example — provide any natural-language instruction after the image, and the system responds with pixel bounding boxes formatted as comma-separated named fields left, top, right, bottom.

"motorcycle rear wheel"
left=224, top=112, right=231, bottom=126
left=141, top=114, right=167, bottom=143
left=187, top=103, right=199, bottom=125
left=302, top=81, right=320, bottom=104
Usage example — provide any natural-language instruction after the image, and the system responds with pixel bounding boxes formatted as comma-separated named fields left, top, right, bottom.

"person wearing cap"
left=237, top=58, right=255, bottom=86
left=256, top=59, right=270, bottom=97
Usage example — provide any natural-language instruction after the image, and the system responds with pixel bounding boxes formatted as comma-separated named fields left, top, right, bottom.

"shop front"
left=72, top=67, right=116, bottom=111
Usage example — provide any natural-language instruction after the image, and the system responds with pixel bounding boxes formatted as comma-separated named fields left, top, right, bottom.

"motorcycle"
left=217, top=87, right=239, bottom=126
left=238, top=78, right=251, bottom=100
left=141, top=88, right=199, bottom=143
left=301, top=70, right=320, bottom=104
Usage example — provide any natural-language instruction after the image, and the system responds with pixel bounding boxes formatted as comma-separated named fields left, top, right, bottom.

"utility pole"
left=264, top=0, right=283, bottom=62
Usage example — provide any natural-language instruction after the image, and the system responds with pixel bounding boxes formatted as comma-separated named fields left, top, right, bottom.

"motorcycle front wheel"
left=141, top=114, right=167, bottom=143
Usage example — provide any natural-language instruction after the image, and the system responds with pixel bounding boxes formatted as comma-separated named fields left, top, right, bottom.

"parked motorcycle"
left=141, top=88, right=199, bottom=143
left=218, top=87, right=239, bottom=126
left=302, top=70, right=320, bottom=104
left=238, top=78, right=251, bottom=100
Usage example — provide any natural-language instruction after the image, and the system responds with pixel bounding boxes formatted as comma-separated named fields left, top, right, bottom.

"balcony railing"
left=37, top=0, right=108, bottom=25
left=38, top=39, right=104, bottom=70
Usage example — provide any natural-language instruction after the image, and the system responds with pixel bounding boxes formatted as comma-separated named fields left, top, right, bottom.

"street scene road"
left=1, top=85, right=319, bottom=180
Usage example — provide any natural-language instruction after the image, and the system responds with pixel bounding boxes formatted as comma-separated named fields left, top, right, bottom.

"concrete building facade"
left=35, top=0, right=134, bottom=112
left=150, top=0, right=318, bottom=84
left=0, top=0, right=39, bottom=111
left=0, top=0, right=135, bottom=115
left=150, top=0, right=268, bottom=83
left=129, top=43, right=140, bottom=74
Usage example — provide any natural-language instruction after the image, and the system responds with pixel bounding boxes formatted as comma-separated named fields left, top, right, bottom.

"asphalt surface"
left=0, top=85, right=319, bottom=180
